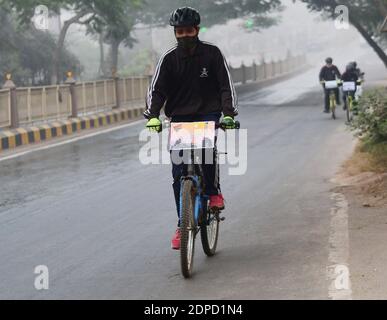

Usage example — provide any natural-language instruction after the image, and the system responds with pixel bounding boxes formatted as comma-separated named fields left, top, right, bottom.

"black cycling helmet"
left=346, top=63, right=354, bottom=71
left=169, top=7, right=201, bottom=27
left=325, top=57, right=333, bottom=64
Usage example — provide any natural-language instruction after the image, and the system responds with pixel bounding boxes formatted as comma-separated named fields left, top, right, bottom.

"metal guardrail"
left=0, top=89, right=11, bottom=128
left=229, top=55, right=307, bottom=84
left=0, top=54, right=306, bottom=129
left=16, top=85, right=71, bottom=125
left=0, top=76, right=150, bottom=128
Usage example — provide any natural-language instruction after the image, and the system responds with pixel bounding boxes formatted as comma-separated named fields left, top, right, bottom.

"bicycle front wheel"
left=330, top=94, right=336, bottom=120
left=346, top=96, right=352, bottom=123
left=180, top=179, right=196, bottom=278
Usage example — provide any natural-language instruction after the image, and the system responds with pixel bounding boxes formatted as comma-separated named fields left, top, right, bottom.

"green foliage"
left=97, top=0, right=140, bottom=46
left=1, top=0, right=283, bottom=82
left=95, top=0, right=282, bottom=75
left=137, top=0, right=283, bottom=30
left=4, top=0, right=141, bottom=34
left=0, top=7, right=80, bottom=85
left=358, top=138, right=387, bottom=172
left=119, top=50, right=152, bottom=76
left=1, top=0, right=142, bottom=83
left=351, top=88, right=387, bottom=144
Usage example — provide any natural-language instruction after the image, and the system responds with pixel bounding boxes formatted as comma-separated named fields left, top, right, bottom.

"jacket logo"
left=200, top=67, right=209, bottom=78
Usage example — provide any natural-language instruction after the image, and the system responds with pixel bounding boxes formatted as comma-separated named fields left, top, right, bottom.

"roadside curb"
left=0, top=106, right=145, bottom=152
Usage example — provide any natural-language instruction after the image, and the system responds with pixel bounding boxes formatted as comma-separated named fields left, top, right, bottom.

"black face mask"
left=177, top=36, right=199, bottom=51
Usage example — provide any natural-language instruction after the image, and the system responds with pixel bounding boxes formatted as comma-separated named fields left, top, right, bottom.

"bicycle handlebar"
left=148, top=120, right=241, bottom=133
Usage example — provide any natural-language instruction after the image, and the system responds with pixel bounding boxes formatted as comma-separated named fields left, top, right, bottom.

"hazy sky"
left=59, top=0, right=383, bottom=79
left=127, top=0, right=365, bottom=65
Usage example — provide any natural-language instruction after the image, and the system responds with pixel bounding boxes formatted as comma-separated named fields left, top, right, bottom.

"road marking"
left=327, top=192, right=352, bottom=300
left=0, top=120, right=144, bottom=163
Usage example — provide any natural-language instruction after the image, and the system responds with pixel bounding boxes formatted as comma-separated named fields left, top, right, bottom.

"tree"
left=89, top=0, right=141, bottom=77
left=0, top=5, right=80, bottom=85
left=297, top=0, right=387, bottom=67
left=136, top=0, right=282, bottom=31
left=3, top=0, right=68, bottom=84
left=4, top=0, right=143, bottom=84
left=2, top=0, right=283, bottom=83
left=128, top=0, right=282, bottom=71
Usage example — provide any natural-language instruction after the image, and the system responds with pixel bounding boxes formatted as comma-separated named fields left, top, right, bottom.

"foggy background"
left=53, top=0, right=385, bottom=81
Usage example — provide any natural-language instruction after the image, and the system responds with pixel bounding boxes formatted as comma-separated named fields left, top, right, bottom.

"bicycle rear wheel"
left=180, top=179, right=196, bottom=278
left=200, top=204, right=219, bottom=257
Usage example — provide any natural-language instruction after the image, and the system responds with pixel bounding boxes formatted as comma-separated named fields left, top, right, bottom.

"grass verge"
left=346, top=141, right=387, bottom=175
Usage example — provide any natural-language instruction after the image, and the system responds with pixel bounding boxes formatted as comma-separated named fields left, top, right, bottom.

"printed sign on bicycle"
left=325, top=80, right=338, bottom=89
left=342, top=81, right=356, bottom=92
left=169, top=121, right=216, bottom=151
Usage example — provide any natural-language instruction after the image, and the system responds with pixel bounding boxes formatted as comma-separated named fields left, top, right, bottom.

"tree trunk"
left=350, top=16, right=387, bottom=68
left=51, top=11, right=88, bottom=84
left=51, top=30, right=65, bottom=84
left=98, top=33, right=106, bottom=77
left=110, top=39, right=121, bottom=76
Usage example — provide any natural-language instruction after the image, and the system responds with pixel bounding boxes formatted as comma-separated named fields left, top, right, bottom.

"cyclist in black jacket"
left=341, top=63, right=359, bottom=111
left=319, top=57, right=342, bottom=113
left=143, top=7, right=239, bottom=250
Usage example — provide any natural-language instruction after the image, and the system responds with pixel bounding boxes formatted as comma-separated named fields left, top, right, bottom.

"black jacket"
left=319, top=65, right=341, bottom=81
left=144, top=40, right=239, bottom=119
left=341, top=70, right=358, bottom=82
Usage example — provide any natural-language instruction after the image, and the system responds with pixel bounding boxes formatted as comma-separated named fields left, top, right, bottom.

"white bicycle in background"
left=354, top=76, right=365, bottom=102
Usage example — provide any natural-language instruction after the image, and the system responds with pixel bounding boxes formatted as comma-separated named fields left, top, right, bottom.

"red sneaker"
left=171, top=228, right=181, bottom=250
left=209, top=194, right=225, bottom=210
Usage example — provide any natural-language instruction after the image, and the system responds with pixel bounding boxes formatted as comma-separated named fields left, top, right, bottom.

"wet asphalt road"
left=0, top=74, right=357, bottom=300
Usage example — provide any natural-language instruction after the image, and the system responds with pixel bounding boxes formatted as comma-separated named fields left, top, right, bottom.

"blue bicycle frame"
left=179, top=173, right=209, bottom=227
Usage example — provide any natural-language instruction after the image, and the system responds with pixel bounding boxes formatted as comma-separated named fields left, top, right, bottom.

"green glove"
left=221, top=116, right=236, bottom=129
left=146, top=118, right=162, bottom=132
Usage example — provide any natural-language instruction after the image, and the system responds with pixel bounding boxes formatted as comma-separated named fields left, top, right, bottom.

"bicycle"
left=342, top=80, right=362, bottom=123
left=321, top=80, right=341, bottom=120
left=165, top=120, right=240, bottom=278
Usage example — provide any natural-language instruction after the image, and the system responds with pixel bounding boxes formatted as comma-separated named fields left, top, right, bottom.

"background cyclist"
left=341, top=63, right=360, bottom=112
left=319, top=57, right=342, bottom=113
